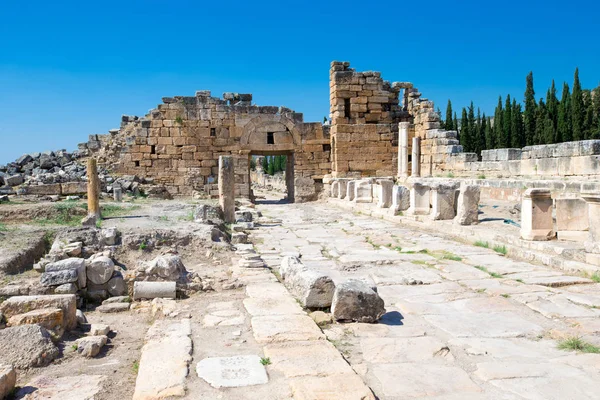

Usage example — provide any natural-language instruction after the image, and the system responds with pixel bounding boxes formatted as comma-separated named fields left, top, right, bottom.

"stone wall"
left=448, top=140, right=600, bottom=179
left=82, top=92, right=330, bottom=200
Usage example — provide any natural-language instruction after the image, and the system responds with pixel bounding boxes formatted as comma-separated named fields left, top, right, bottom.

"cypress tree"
left=484, top=116, right=494, bottom=150
left=493, top=96, right=504, bottom=149
left=593, top=86, right=600, bottom=139
left=583, top=90, right=594, bottom=139
left=534, top=98, right=546, bottom=145
left=473, top=107, right=482, bottom=155
left=545, top=80, right=559, bottom=143
left=572, top=67, right=585, bottom=141
left=460, top=107, right=470, bottom=152
left=468, top=102, right=476, bottom=153
left=502, top=95, right=512, bottom=148
left=524, top=71, right=537, bottom=146
left=445, top=100, right=454, bottom=131
left=453, top=112, right=459, bottom=132
left=480, top=112, right=488, bottom=151
left=261, top=156, right=269, bottom=172
left=511, top=100, right=524, bottom=148
left=557, top=83, right=572, bottom=142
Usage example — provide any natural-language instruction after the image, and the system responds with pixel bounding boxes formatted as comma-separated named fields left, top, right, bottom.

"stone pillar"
left=411, top=137, right=421, bottom=177
left=218, top=156, right=235, bottom=224
left=354, top=180, right=373, bottom=203
left=430, top=183, right=459, bottom=220
left=338, top=179, right=348, bottom=199
left=286, top=154, right=295, bottom=203
left=391, top=185, right=410, bottom=214
left=87, top=158, right=100, bottom=218
left=376, top=179, right=394, bottom=208
left=582, top=193, right=600, bottom=253
left=347, top=181, right=356, bottom=201
left=113, top=185, right=123, bottom=202
left=520, top=189, right=554, bottom=241
left=398, top=122, right=409, bottom=178
left=454, top=183, right=480, bottom=225
left=331, top=181, right=340, bottom=198
left=407, top=183, right=430, bottom=215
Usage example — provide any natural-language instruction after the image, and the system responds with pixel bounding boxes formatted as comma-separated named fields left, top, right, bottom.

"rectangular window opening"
left=210, top=128, right=216, bottom=137
left=344, top=98, right=351, bottom=118
left=323, top=144, right=331, bottom=152
left=134, top=161, right=140, bottom=167
left=267, top=132, right=274, bottom=144
left=150, top=145, right=156, bottom=154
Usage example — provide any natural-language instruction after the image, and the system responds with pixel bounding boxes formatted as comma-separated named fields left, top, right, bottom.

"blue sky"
left=1, top=0, right=599, bottom=164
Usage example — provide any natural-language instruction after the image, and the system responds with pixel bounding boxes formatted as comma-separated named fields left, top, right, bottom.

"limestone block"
left=520, top=189, right=554, bottom=241
left=337, top=179, right=348, bottom=199
left=77, top=335, right=108, bottom=358
left=7, top=308, right=65, bottom=337
left=582, top=193, right=600, bottom=253
left=391, top=185, right=410, bottom=214
left=0, top=365, right=16, bottom=400
left=286, top=268, right=335, bottom=308
left=354, top=180, right=373, bottom=203
left=454, top=184, right=480, bottom=225
left=496, top=148, right=522, bottom=161
left=87, top=256, right=115, bottom=285
left=0, top=325, right=60, bottom=369
left=45, top=258, right=86, bottom=289
left=196, top=355, right=268, bottom=388
left=331, top=280, right=385, bottom=323
left=555, top=197, right=589, bottom=232
left=407, top=183, right=430, bottom=215
left=133, top=281, right=176, bottom=300
left=430, top=182, right=459, bottom=220
left=346, top=181, right=356, bottom=201
left=376, top=179, right=393, bottom=208
left=0, top=294, right=77, bottom=331
left=280, top=256, right=304, bottom=280
left=331, top=181, right=340, bottom=198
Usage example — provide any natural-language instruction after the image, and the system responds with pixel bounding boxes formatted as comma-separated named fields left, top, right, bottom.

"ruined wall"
left=447, top=140, right=600, bottom=179
left=84, top=92, right=330, bottom=200
left=328, top=61, right=463, bottom=178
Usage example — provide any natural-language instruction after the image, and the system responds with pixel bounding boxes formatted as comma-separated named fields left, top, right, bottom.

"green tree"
left=534, top=98, right=546, bottom=145
left=524, top=71, right=537, bottom=146
left=572, top=68, right=585, bottom=141
left=460, top=107, right=470, bottom=152
left=468, top=102, right=476, bottom=153
left=445, top=100, right=454, bottom=130
left=493, top=96, right=503, bottom=149
left=453, top=112, right=459, bottom=132
left=557, top=83, right=572, bottom=142
left=511, top=99, right=524, bottom=148
left=261, top=156, right=269, bottom=172
left=479, top=112, right=488, bottom=151
left=250, top=158, right=257, bottom=171
left=267, top=157, right=275, bottom=175
left=583, top=90, right=594, bottom=139
left=593, top=86, right=600, bottom=139
left=484, top=116, right=494, bottom=150
left=545, top=80, right=559, bottom=143
left=502, top=94, right=512, bottom=148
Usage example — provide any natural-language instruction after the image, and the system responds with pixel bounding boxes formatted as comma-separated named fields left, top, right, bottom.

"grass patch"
left=365, top=236, right=381, bottom=250
left=101, top=204, right=141, bottom=218
left=132, top=360, right=140, bottom=373
left=0, top=222, right=7, bottom=232
left=557, top=337, right=600, bottom=353
left=33, top=202, right=87, bottom=226
left=259, top=357, right=271, bottom=366
left=138, top=241, right=148, bottom=251
left=476, top=288, right=486, bottom=293
left=501, top=293, right=510, bottom=298
left=474, top=240, right=489, bottom=248
left=516, top=278, right=524, bottom=283
left=583, top=271, right=600, bottom=283
left=177, top=211, right=194, bottom=222
left=493, top=245, right=508, bottom=255
left=446, top=172, right=455, bottom=178
left=411, top=260, right=428, bottom=266
left=477, top=174, right=486, bottom=179
left=474, top=265, right=502, bottom=279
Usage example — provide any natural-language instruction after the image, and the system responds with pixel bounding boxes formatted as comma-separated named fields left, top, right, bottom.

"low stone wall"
left=448, top=140, right=600, bottom=178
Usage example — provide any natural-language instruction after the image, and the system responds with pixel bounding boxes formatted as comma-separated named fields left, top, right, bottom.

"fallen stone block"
left=280, top=255, right=304, bottom=280
left=133, top=319, right=192, bottom=400
left=231, top=232, right=248, bottom=244
left=235, top=210, right=253, bottom=222
left=7, top=308, right=64, bottom=337
left=286, top=267, right=335, bottom=308
left=107, top=272, right=127, bottom=296
left=0, top=294, right=77, bottom=331
left=0, top=365, right=16, bottom=400
left=331, top=280, right=385, bottom=323
left=40, top=269, right=79, bottom=287
left=100, top=227, right=119, bottom=246
left=133, top=281, right=176, bottom=300
left=77, top=335, right=108, bottom=358
left=87, top=256, right=115, bottom=285
left=196, top=355, right=268, bottom=388
left=14, top=375, right=105, bottom=399
left=96, top=302, right=131, bottom=313
left=455, top=184, right=480, bottom=225
left=90, top=324, right=111, bottom=336
left=0, top=325, right=59, bottom=369
left=45, top=258, right=86, bottom=289
left=138, top=254, right=188, bottom=281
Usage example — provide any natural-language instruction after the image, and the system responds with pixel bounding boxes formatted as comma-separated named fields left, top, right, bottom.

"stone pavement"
left=250, top=200, right=600, bottom=400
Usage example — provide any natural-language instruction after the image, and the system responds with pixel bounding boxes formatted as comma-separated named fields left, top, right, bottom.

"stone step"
left=132, top=319, right=193, bottom=400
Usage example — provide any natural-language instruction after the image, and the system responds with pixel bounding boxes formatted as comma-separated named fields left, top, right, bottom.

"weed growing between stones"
left=501, top=293, right=510, bottom=298
left=558, top=337, right=600, bottom=353
left=493, top=245, right=508, bottom=255
left=474, top=240, right=489, bottom=248
left=132, top=360, right=140, bottom=373
left=474, top=265, right=502, bottom=278
left=259, top=357, right=271, bottom=366
left=583, top=271, right=600, bottom=283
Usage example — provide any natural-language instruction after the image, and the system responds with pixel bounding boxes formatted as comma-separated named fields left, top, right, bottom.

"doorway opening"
left=249, top=152, right=294, bottom=204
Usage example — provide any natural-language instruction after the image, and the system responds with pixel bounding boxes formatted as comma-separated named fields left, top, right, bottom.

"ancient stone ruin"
left=1, top=61, right=600, bottom=399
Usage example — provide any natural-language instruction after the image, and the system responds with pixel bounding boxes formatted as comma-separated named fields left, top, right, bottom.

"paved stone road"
left=251, top=200, right=600, bottom=400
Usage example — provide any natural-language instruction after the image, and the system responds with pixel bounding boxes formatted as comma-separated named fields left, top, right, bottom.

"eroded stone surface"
left=196, top=355, right=268, bottom=388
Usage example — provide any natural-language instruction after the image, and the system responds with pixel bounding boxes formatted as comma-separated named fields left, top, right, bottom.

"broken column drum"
left=520, top=189, right=554, bottom=241
left=133, top=281, right=177, bottom=300
left=218, top=156, right=235, bottom=224
left=87, top=158, right=100, bottom=218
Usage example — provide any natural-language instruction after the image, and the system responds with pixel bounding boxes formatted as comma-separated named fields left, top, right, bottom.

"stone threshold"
left=327, top=198, right=600, bottom=276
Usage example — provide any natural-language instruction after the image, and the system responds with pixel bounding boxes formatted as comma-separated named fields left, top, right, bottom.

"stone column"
left=398, top=122, right=409, bottom=178
left=520, top=189, right=554, bottom=241
left=87, top=158, right=100, bottom=218
left=285, top=154, right=295, bottom=203
left=582, top=192, right=600, bottom=253
left=218, top=156, right=235, bottom=224
left=411, top=137, right=421, bottom=177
